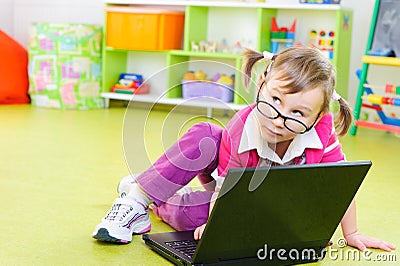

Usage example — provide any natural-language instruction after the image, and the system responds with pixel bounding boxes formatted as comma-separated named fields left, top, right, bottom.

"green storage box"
left=28, top=23, right=103, bottom=109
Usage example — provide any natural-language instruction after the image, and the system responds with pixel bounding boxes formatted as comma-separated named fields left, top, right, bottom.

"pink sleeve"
left=320, top=129, right=346, bottom=163
left=217, top=105, right=258, bottom=177
left=217, top=129, right=243, bottom=177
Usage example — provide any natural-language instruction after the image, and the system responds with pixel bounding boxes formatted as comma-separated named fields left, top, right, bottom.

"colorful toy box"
left=28, top=23, right=103, bottom=109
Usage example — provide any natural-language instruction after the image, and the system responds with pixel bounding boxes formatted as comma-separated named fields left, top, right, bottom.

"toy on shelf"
left=191, top=41, right=217, bottom=53
left=181, top=70, right=234, bottom=103
left=309, top=29, right=335, bottom=59
left=220, top=38, right=229, bottom=53
left=299, top=0, right=341, bottom=4
left=270, top=18, right=296, bottom=53
left=190, top=38, right=252, bottom=54
left=111, top=73, right=150, bottom=94
left=191, top=41, right=199, bottom=52
left=195, top=70, right=207, bottom=80
left=232, top=41, right=243, bottom=54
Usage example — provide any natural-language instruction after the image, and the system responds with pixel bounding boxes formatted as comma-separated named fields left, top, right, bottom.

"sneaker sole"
left=133, top=224, right=151, bottom=235
left=92, top=228, right=131, bottom=244
left=92, top=225, right=151, bottom=244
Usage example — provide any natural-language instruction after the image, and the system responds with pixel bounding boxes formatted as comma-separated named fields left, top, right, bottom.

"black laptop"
left=143, top=161, right=372, bottom=265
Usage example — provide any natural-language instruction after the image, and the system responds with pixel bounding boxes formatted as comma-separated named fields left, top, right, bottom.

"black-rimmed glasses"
left=256, top=89, right=321, bottom=134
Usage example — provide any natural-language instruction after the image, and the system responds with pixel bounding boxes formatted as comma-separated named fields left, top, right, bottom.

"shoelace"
left=104, top=198, right=138, bottom=222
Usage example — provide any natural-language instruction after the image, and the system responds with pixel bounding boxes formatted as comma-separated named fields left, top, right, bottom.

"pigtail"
left=241, top=48, right=264, bottom=89
left=335, top=97, right=353, bottom=137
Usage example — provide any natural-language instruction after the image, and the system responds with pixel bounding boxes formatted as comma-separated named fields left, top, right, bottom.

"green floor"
left=0, top=104, right=398, bottom=265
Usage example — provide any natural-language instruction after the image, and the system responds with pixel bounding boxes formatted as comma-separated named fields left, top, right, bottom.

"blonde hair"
left=242, top=47, right=352, bottom=137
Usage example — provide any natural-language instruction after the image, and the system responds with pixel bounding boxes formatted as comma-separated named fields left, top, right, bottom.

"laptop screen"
left=192, top=161, right=371, bottom=264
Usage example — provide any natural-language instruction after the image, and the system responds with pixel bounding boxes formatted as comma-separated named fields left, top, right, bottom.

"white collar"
left=238, top=108, right=323, bottom=164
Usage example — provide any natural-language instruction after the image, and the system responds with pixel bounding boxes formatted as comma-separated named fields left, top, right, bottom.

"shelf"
left=362, top=56, right=400, bottom=67
left=105, top=47, right=170, bottom=53
left=169, top=50, right=241, bottom=59
left=103, top=1, right=342, bottom=10
left=101, top=92, right=247, bottom=112
left=101, top=50, right=242, bottom=62
left=102, top=0, right=352, bottom=113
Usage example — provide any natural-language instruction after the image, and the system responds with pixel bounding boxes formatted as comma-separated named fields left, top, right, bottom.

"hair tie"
left=263, top=51, right=275, bottom=73
left=263, top=51, right=275, bottom=61
left=331, top=91, right=341, bottom=101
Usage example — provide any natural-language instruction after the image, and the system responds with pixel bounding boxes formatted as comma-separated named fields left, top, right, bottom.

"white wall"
left=0, top=0, right=104, bottom=46
left=0, top=0, right=384, bottom=105
left=0, top=0, right=14, bottom=36
left=341, top=0, right=375, bottom=104
left=17, top=0, right=104, bottom=46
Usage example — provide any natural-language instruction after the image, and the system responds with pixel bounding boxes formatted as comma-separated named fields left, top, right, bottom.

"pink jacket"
left=217, top=104, right=345, bottom=177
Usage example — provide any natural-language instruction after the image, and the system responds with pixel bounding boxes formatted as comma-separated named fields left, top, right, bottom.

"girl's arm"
left=341, top=199, right=396, bottom=251
left=322, top=127, right=395, bottom=251
left=340, top=199, right=358, bottom=238
left=194, top=189, right=219, bottom=240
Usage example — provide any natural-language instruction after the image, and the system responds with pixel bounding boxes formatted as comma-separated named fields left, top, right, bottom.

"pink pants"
left=136, top=122, right=223, bottom=231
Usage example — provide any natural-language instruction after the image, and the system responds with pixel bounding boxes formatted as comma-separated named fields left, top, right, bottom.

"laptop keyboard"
left=165, top=240, right=198, bottom=258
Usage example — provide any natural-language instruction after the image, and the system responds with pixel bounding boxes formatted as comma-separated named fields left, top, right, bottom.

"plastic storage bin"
left=182, top=81, right=234, bottom=103
left=105, top=6, right=185, bottom=50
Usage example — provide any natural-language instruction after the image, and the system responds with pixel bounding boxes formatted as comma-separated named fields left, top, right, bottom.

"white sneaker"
left=92, top=197, right=151, bottom=244
left=117, top=174, right=138, bottom=197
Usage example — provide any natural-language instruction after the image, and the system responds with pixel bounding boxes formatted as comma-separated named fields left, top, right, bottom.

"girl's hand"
left=345, top=231, right=396, bottom=252
left=194, top=224, right=207, bottom=240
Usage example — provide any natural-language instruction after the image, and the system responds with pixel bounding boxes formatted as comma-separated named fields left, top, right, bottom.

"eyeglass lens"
left=257, top=102, right=308, bottom=133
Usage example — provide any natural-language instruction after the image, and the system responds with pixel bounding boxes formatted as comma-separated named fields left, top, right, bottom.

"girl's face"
left=256, top=76, right=324, bottom=145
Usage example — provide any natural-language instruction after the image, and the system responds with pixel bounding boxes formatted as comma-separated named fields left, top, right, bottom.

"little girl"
left=93, top=47, right=395, bottom=252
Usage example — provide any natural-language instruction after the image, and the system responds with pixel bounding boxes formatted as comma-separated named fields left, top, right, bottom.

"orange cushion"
left=0, top=30, right=30, bottom=104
